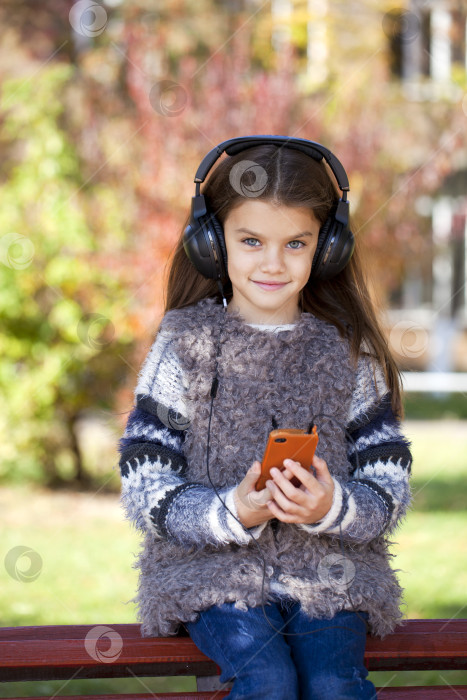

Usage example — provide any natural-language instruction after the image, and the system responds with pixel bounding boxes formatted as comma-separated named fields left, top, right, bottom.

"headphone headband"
left=193, top=135, right=349, bottom=197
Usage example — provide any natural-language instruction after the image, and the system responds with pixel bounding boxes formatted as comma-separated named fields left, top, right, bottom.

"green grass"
left=1, top=420, right=466, bottom=695
left=404, top=392, right=467, bottom=419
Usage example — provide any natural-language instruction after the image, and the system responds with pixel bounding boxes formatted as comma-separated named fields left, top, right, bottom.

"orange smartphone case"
left=255, top=426, right=319, bottom=491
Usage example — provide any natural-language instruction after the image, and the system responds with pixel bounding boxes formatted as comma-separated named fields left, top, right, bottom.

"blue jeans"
left=184, top=599, right=377, bottom=699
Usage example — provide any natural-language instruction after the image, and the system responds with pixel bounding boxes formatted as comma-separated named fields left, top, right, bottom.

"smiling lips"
left=252, top=280, right=288, bottom=290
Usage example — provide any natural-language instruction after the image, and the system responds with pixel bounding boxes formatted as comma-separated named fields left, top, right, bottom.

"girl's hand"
left=234, top=461, right=294, bottom=529
left=265, top=454, right=334, bottom=524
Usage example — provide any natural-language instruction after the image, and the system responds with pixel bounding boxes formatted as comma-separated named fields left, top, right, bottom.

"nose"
left=259, top=245, right=286, bottom=274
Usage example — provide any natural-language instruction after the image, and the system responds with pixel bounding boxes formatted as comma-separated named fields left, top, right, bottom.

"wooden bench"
left=1, top=619, right=466, bottom=698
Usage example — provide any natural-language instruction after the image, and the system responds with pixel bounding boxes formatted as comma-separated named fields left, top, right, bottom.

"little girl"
left=118, top=136, right=413, bottom=699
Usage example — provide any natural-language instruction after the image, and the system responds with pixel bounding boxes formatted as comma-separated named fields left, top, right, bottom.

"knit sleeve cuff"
left=163, top=483, right=269, bottom=549
left=297, top=477, right=343, bottom=534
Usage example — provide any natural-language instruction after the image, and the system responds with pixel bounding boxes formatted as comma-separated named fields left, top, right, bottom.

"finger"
left=253, top=488, right=273, bottom=506
left=267, top=467, right=292, bottom=482
left=256, top=482, right=273, bottom=498
left=267, top=498, right=293, bottom=522
left=266, top=478, right=301, bottom=513
left=312, top=454, right=327, bottom=469
left=278, top=462, right=312, bottom=492
left=236, top=484, right=266, bottom=511
left=269, top=468, right=300, bottom=497
left=310, top=455, right=333, bottom=484
left=249, top=481, right=274, bottom=506
left=283, top=460, right=315, bottom=487
left=249, top=461, right=262, bottom=478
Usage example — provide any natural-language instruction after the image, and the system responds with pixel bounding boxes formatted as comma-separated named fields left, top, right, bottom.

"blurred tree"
left=0, top=63, right=134, bottom=488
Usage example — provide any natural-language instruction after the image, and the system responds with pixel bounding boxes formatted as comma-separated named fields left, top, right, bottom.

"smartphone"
left=255, top=426, right=319, bottom=491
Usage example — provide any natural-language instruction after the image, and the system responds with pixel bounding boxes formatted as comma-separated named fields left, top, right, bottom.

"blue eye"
left=241, top=238, right=306, bottom=249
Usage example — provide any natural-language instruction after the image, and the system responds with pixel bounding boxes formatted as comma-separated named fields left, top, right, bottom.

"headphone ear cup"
left=311, top=211, right=355, bottom=281
left=183, top=212, right=228, bottom=281
left=311, top=216, right=335, bottom=280
left=210, top=215, right=228, bottom=279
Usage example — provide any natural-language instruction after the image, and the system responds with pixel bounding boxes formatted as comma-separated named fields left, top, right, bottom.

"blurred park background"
left=1, top=0, right=466, bottom=695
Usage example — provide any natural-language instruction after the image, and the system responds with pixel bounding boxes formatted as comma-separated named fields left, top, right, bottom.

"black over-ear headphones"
left=183, top=135, right=355, bottom=283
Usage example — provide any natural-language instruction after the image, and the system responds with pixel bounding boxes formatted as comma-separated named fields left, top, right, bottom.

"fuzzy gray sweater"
left=118, top=296, right=413, bottom=639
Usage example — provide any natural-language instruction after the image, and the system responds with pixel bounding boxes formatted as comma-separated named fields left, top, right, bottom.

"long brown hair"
left=162, top=144, right=403, bottom=417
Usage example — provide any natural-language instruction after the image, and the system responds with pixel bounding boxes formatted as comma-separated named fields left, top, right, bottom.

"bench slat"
left=0, top=624, right=217, bottom=683
left=378, top=689, right=467, bottom=699
left=0, top=695, right=228, bottom=700
left=0, top=695, right=230, bottom=700
left=1, top=620, right=466, bottom=689
left=365, top=618, right=467, bottom=672
left=2, top=689, right=467, bottom=700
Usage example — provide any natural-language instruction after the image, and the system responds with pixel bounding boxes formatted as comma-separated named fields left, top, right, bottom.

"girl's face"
left=223, top=199, right=320, bottom=324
